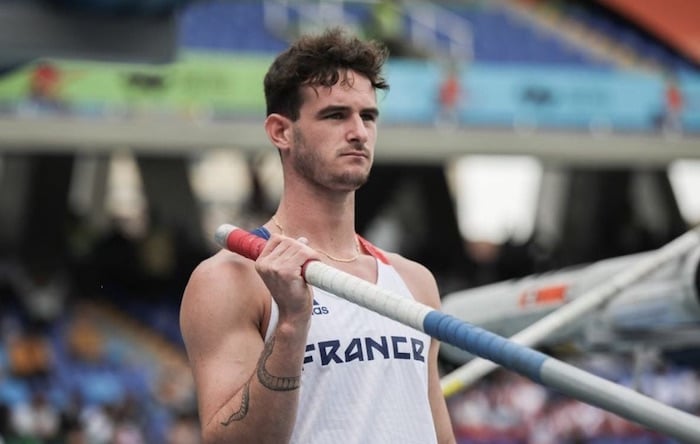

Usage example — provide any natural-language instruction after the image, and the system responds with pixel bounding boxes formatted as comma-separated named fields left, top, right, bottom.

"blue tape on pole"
left=423, top=311, right=547, bottom=382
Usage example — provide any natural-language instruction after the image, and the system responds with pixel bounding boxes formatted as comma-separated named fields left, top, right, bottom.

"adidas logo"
left=312, top=298, right=329, bottom=316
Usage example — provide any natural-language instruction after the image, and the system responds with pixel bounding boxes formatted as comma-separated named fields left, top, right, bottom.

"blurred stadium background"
left=0, top=0, right=698, bottom=442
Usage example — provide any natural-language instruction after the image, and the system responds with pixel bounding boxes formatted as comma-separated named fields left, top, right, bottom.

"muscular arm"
left=391, top=255, right=457, bottom=444
left=180, top=235, right=318, bottom=444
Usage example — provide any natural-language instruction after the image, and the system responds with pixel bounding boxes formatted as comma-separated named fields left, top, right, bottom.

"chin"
left=333, top=175, right=368, bottom=190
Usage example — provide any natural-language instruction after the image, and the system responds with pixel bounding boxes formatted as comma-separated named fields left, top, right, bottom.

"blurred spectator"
left=9, top=391, right=60, bottom=443
left=7, top=326, right=53, bottom=384
left=25, top=61, right=67, bottom=114
left=81, top=403, right=116, bottom=444
left=65, top=314, right=105, bottom=364
left=436, top=61, right=463, bottom=129
left=662, top=73, right=684, bottom=136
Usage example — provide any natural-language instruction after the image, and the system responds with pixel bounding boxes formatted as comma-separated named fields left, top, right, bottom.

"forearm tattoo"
left=220, top=336, right=301, bottom=425
left=257, top=335, right=302, bottom=391
left=221, top=382, right=250, bottom=425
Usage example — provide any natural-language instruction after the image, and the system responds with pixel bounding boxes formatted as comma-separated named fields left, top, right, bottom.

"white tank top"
left=265, top=257, right=437, bottom=444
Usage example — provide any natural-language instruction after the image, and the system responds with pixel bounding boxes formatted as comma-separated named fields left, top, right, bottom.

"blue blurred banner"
left=383, top=60, right=699, bottom=133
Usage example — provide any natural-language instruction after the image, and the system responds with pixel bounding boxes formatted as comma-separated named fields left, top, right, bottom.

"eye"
left=326, top=112, right=344, bottom=120
left=361, top=113, right=377, bottom=122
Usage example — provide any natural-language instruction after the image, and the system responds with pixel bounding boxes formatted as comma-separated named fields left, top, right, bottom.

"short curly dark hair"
left=264, top=27, right=390, bottom=120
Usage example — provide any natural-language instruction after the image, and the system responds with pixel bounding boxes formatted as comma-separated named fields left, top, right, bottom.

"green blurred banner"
left=0, top=52, right=271, bottom=115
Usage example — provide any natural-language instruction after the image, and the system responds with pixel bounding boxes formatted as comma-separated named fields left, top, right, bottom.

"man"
left=180, top=27, right=456, bottom=443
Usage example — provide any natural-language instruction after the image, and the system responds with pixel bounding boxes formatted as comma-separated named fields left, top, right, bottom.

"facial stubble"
left=291, top=128, right=370, bottom=190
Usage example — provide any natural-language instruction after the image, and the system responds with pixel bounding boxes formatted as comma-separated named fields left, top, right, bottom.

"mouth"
left=340, top=149, right=369, bottom=159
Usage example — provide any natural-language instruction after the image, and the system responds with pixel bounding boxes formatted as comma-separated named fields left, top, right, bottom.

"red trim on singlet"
left=356, top=235, right=390, bottom=264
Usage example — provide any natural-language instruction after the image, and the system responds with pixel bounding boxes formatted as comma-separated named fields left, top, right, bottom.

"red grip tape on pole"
left=223, top=227, right=266, bottom=260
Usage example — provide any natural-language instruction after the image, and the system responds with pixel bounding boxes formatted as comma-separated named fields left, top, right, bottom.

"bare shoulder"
left=383, top=251, right=442, bottom=309
left=182, top=249, right=259, bottom=305
left=180, top=250, right=268, bottom=344
left=185, top=249, right=257, bottom=291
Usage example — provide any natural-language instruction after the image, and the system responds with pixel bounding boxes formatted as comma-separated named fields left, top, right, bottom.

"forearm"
left=202, top=321, right=309, bottom=444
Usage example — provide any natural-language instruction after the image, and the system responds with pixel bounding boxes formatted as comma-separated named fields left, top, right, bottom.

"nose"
left=346, top=114, right=369, bottom=145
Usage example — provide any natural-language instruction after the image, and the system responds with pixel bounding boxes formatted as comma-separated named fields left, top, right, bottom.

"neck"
left=271, top=193, right=358, bottom=254
left=271, top=214, right=360, bottom=263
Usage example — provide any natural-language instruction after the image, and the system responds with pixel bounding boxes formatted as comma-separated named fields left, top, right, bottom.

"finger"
left=259, top=235, right=312, bottom=271
left=258, top=234, right=285, bottom=259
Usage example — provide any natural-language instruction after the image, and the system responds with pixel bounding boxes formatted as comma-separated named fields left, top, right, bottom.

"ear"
left=264, top=114, right=293, bottom=151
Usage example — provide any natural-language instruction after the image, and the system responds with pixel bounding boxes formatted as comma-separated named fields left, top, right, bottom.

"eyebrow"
left=317, top=105, right=380, bottom=119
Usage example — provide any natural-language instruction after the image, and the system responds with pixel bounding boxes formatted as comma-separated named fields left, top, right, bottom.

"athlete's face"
left=289, top=70, right=379, bottom=191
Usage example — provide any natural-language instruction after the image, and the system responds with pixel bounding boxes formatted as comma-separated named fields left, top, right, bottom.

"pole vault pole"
left=441, top=225, right=700, bottom=398
left=215, top=224, right=700, bottom=443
